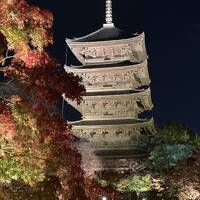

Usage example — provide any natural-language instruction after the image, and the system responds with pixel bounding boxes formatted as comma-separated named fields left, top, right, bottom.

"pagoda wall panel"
left=65, top=60, right=150, bottom=92
left=66, top=89, right=153, bottom=120
left=67, top=33, right=147, bottom=65
left=71, top=119, right=154, bottom=149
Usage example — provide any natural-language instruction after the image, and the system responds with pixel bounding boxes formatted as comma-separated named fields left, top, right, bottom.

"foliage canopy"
left=0, top=0, right=118, bottom=199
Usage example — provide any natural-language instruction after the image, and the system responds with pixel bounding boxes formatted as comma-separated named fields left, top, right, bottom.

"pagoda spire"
left=104, top=0, right=114, bottom=27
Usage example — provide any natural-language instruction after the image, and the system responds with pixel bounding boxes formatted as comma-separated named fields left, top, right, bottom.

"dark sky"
left=28, top=0, right=200, bottom=133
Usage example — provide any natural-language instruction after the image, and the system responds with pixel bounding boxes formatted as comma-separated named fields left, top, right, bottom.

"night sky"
left=28, top=0, right=200, bottom=133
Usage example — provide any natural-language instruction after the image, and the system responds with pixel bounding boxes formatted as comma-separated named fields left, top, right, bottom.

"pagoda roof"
left=84, top=88, right=149, bottom=96
left=69, top=26, right=135, bottom=43
left=68, top=118, right=153, bottom=126
left=94, top=148, right=149, bottom=157
left=66, top=59, right=145, bottom=70
left=68, top=61, right=136, bottom=69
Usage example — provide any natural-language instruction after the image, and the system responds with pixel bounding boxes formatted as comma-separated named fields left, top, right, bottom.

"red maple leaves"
left=0, top=99, right=16, bottom=140
left=0, top=0, right=114, bottom=199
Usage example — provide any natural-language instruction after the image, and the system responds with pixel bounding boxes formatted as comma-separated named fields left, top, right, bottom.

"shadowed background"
left=28, top=0, right=200, bottom=133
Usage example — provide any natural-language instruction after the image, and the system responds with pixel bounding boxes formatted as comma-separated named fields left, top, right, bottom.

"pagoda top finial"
left=104, top=0, right=114, bottom=28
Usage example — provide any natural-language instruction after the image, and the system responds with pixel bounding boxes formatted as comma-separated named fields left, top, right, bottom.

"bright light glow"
left=101, top=196, right=107, bottom=200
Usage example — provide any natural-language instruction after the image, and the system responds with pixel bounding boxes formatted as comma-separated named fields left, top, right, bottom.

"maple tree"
left=3, top=1, right=200, bottom=200
left=0, top=0, right=118, bottom=199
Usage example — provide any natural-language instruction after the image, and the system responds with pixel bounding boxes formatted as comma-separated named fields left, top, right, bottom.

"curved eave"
left=66, top=32, right=147, bottom=65
left=66, top=32, right=145, bottom=46
left=67, top=26, right=136, bottom=43
left=94, top=149, right=149, bottom=158
left=82, top=88, right=151, bottom=98
left=68, top=118, right=154, bottom=128
left=65, top=59, right=148, bottom=72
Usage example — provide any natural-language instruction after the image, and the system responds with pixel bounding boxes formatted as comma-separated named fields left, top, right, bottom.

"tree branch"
left=0, top=55, right=15, bottom=66
left=0, top=79, right=14, bottom=85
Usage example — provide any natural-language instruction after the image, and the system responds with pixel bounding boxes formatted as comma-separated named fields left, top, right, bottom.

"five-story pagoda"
left=64, top=0, right=155, bottom=171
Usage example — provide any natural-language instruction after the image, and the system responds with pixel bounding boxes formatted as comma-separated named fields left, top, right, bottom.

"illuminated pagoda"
left=64, top=0, right=155, bottom=171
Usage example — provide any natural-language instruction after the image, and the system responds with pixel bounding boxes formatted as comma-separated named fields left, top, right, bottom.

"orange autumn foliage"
left=0, top=0, right=116, bottom=199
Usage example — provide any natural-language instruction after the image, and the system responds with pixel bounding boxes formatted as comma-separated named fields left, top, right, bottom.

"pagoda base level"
left=83, top=155, right=148, bottom=174
left=75, top=140, right=149, bottom=174
left=94, top=148, right=149, bottom=157
left=94, top=148, right=148, bottom=171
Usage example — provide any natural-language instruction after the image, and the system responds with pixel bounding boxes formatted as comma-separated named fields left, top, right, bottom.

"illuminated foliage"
left=0, top=26, right=27, bottom=50
left=153, top=123, right=200, bottom=146
left=0, top=157, right=44, bottom=185
left=150, top=144, right=194, bottom=170
left=0, top=0, right=108, bottom=199
left=116, top=175, right=152, bottom=195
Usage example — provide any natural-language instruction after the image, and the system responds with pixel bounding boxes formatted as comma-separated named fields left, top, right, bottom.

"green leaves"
left=149, top=124, right=200, bottom=170
left=116, top=175, right=152, bottom=194
left=11, top=100, right=39, bottom=137
left=99, top=175, right=153, bottom=195
left=150, top=144, right=194, bottom=170
left=98, top=179, right=110, bottom=187
left=153, top=124, right=199, bottom=146
left=0, top=26, right=27, bottom=50
left=0, top=157, right=44, bottom=185
left=30, top=27, right=52, bottom=51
